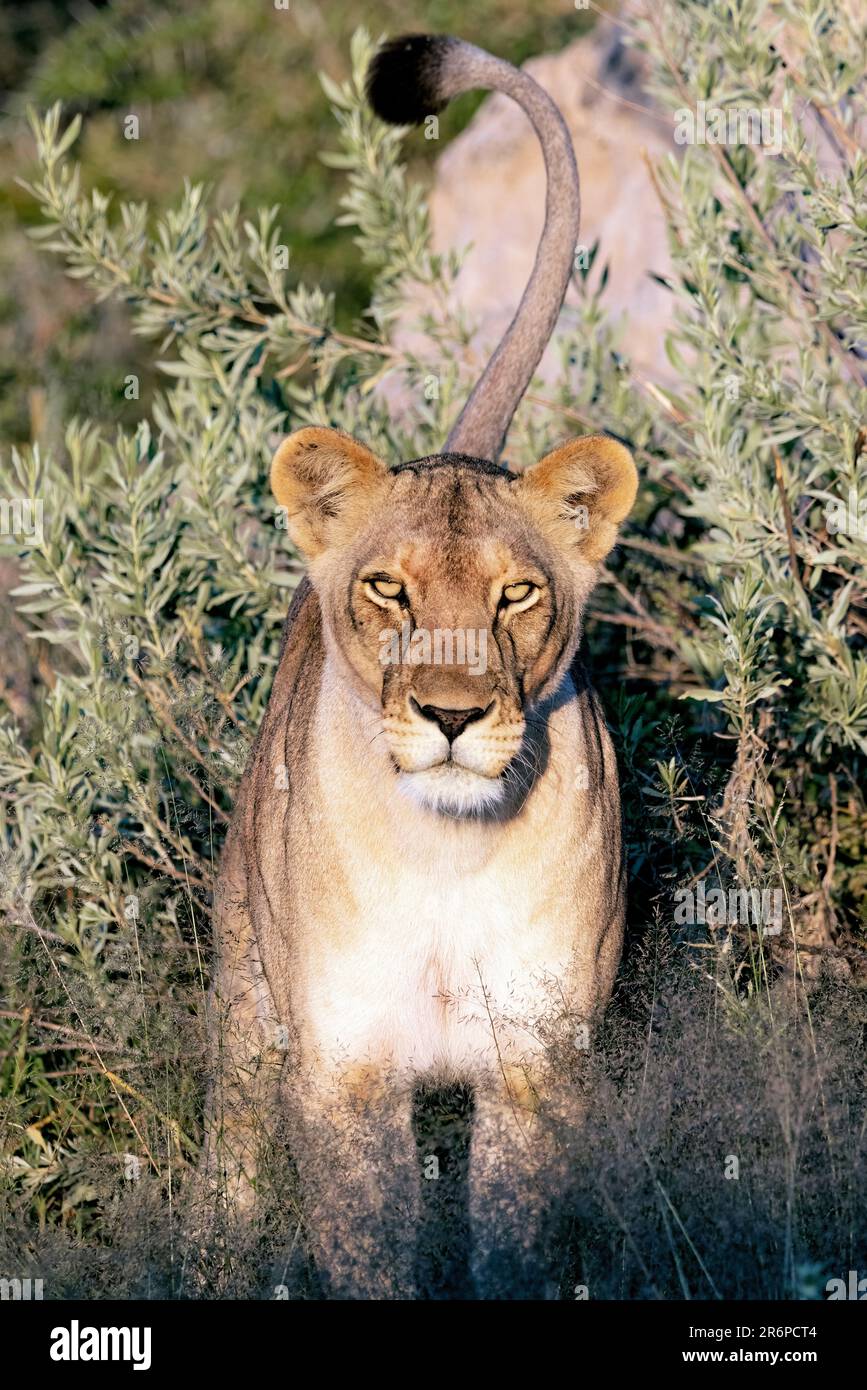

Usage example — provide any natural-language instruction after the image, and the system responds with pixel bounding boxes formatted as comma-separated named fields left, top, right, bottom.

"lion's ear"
left=516, top=434, right=638, bottom=563
left=271, top=427, right=388, bottom=559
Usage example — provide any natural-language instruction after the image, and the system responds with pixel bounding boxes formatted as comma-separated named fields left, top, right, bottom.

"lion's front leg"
left=468, top=1065, right=567, bottom=1300
left=292, top=1064, right=420, bottom=1300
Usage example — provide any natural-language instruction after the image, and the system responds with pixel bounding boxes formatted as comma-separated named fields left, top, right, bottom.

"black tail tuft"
left=365, top=34, right=457, bottom=126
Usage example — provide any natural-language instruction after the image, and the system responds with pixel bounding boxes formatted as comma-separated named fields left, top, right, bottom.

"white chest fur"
left=282, top=662, right=611, bottom=1081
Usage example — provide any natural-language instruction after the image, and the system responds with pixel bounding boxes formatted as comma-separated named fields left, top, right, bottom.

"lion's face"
left=271, top=429, right=637, bottom=816
left=319, top=462, right=577, bottom=815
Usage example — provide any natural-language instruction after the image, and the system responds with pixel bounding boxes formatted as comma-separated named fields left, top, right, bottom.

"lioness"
left=205, top=34, right=637, bottom=1298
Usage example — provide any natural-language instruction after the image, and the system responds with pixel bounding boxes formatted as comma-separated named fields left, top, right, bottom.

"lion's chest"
left=293, top=852, right=572, bottom=1079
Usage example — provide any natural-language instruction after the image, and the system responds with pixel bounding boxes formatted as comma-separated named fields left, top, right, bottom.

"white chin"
left=396, top=763, right=506, bottom=816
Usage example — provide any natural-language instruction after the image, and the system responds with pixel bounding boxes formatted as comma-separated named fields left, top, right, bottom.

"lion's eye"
left=368, top=577, right=404, bottom=600
left=502, top=581, right=535, bottom=603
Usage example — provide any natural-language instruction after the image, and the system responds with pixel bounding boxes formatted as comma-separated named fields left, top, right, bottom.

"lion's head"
left=271, top=427, right=637, bottom=815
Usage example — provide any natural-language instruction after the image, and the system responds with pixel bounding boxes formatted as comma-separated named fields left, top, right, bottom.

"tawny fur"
left=204, top=35, right=638, bottom=1300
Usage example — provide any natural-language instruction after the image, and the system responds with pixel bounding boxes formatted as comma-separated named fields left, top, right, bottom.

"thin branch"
left=773, top=448, right=806, bottom=592
left=119, top=840, right=212, bottom=895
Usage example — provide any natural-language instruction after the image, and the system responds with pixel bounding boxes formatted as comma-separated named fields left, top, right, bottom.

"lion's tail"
left=366, top=34, right=580, bottom=464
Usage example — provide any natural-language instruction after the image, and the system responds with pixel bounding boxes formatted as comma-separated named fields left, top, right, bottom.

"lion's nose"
left=414, top=701, right=488, bottom=743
